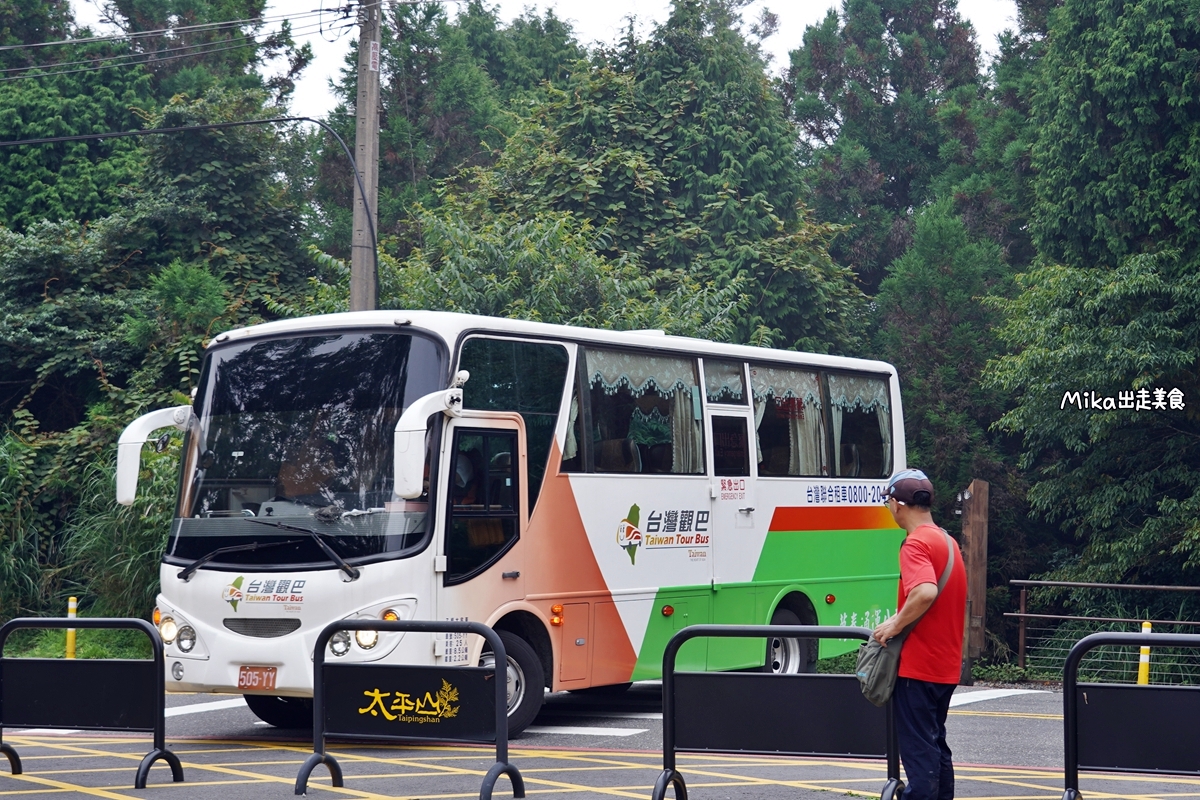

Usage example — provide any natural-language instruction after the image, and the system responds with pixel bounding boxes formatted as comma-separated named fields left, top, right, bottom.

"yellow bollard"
left=1136, top=620, right=1151, bottom=685
left=65, top=596, right=77, bottom=659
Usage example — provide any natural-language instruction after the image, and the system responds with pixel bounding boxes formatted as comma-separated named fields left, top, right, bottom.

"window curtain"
left=586, top=349, right=696, bottom=398
left=586, top=348, right=703, bottom=474
left=704, top=359, right=746, bottom=404
left=827, top=374, right=891, bottom=475
left=750, top=365, right=824, bottom=476
left=564, top=395, right=579, bottom=461
left=671, top=388, right=703, bottom=473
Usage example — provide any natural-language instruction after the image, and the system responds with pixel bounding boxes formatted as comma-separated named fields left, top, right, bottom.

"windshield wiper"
left=246, top=519, right=361, bottom=581
left=176, top=538, right=303, bottom=582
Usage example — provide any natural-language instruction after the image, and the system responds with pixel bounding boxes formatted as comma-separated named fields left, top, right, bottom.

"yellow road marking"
left=0, top=772, right=139, bottom=800
left=950, top=710, right=1062, bottom=719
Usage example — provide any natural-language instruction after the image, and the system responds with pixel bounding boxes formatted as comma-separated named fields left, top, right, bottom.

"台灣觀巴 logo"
left=616, top=503, right=642, bottom=564
left=222, top=576, right=244, bottom=611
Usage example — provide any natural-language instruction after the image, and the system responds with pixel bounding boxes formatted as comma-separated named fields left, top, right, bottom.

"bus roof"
left=208, top=310, right=896, bottom=377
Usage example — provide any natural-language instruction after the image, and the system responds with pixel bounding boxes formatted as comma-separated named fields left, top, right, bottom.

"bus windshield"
left=166, top=331, right=445, bottom=569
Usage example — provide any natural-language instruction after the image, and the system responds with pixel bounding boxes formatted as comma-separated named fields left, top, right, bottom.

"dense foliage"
left=3, top=0, right=1200, bottom=655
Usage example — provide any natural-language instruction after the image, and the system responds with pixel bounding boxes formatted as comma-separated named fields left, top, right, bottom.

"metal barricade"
left=0, top=617, right=184, bottom=789
left=652, top=625, right=902, bottom=800
left=295, top=618, right=524, bottom=799
left=1061, top=631, right=1200, bottom=800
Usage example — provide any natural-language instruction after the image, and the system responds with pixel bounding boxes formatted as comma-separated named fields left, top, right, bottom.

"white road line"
left=524, top=725, right=648, bottom=737
left=12, top=729, right=82, bottom=735
left=949, top=689, right=1047, bottom=707
left=164, top=698, right=248, bottom=717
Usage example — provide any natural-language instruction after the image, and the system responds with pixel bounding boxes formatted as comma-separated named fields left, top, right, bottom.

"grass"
left=3, top=625, right=154, bottom=659
left=816, top=650, right=859, bottom=674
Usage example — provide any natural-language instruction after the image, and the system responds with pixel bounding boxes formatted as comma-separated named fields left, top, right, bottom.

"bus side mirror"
left=393, top=387, right=464, bottom=499
left=116, top=405, right=193, bottom=506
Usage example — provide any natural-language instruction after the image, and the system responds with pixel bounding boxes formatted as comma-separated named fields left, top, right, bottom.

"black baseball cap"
left=884, top=469, right=934, bottom=506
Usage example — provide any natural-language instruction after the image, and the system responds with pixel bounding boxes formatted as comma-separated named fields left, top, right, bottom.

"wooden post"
left=959, top=479, right=989, bottom=684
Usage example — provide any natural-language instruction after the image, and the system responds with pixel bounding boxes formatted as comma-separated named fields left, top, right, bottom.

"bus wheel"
left=243, top=694, right=313, bottom=729
left=764, top=608, right=812, bottom=674
left=480, top=630, right=544, bottom=736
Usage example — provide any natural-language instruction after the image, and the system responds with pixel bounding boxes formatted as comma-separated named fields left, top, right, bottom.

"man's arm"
left=872, top=582, right=937, bottom=646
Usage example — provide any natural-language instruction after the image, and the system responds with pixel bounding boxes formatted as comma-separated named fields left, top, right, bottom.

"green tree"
left=99, top=0, right=312, bottom=102
left=1030, top=0, right=1200, bottom=269
left=983, top=0, right=1200, bottom=597
left=0, top=0, right=73, bottom=70
left=785, top=0, right=983, bottom=290
left=0, top=90, right=317, bottom=618
left=284, top=201, right=750, bottom=343
left=0, top=44, right=154, bottom=231
left=986, top=252, right=1200, bottom=588
left=310, top=1, right=580, bottom=256
left=444, top=0, right=865, bottom=352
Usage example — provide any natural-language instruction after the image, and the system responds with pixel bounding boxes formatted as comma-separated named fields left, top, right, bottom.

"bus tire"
left=763, top=607, right=813, bottom=674
left=481, top=630, right=544, bottom=736
left=243, top=694, right=313, bottom=729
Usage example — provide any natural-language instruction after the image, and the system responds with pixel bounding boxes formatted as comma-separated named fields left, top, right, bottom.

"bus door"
left=706, top=407, right=763, bottom=669
left=435, top=413, right=527, bottom=665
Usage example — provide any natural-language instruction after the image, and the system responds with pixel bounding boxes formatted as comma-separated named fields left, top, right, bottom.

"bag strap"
left=934, top=529, right=956, bottom=596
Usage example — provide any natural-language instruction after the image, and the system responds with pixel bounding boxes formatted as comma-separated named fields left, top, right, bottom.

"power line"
left=0, top=20, right=356, bottom=84
left=0, top=6, right=355, bottom=53
left=0, top=18, right=343, bottom=78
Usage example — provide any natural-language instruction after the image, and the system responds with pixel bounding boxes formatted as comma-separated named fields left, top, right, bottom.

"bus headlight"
left=177, top=626, right=196, bottom=653
left=355, top=629, right=379, bottom=650
left=329, top=630, right=351, bottom=657
left=159, top=617, right=178, bottom=644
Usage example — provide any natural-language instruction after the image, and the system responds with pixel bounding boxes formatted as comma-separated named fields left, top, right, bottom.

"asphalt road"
left=26, top=681, right=1200, bottom=800
left=156, top=681, right=1064, bottom=762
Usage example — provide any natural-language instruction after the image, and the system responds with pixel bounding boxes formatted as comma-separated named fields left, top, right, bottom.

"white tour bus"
left=118, top=311, right=906, bottom=732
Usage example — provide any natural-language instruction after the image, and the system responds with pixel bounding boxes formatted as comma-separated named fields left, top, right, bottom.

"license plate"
left=238, top=665, right=277, bottom=691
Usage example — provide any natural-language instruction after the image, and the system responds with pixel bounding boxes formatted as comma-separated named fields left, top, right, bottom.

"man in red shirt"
left=872, top=469, right=967, bottom=800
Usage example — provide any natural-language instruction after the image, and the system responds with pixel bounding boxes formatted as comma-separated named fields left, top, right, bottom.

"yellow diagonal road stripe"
left=4, top=738, right=393, bottom=800
left=267, top=743, right=650, bottom=799
left=0, top=771, right=140, bottom=800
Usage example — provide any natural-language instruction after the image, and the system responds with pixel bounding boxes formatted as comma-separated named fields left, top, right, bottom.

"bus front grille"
left=223, top=618, right=302, bottom=638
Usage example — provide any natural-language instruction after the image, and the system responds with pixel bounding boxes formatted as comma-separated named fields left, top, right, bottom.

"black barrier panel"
left=653, top=625, right=902, bottom=800
left=295, top=619, right=523, bottom=800
left=0, top=617, right=183, bottom=790
left=1061, top=631, right=1200, bottom=800
left=3, top=659, right=158, bottom=731
left=324, top=664, right=495, bottom=742
left=1077, top=683, right=1200, bottom=775
left=675, top=672, right=887, bottom=757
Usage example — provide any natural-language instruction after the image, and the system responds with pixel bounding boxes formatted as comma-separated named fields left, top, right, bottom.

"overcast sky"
left=71, top=0, right=1020, bottom=119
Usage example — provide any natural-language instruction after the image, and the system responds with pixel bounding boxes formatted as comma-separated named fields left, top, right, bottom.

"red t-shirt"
left=896, top=523, right=967, bottom=684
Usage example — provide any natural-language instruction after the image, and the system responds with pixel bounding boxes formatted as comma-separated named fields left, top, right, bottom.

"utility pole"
left=351, top=0, right=381, bottom=311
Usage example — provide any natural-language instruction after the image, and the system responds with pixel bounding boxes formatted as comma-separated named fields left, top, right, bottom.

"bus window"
left=749, top=364, right=827, bottom=477
left=583, top=348, right=705, bottom=475
left=459, top=338, right=569, bottom=512
left=704, top=359, right=748, bottom=405
left=826, top=373, right=892, bottom=478
left=712, top=416, right=750, bottom=476
left=446, top=429, right=519, bottom=583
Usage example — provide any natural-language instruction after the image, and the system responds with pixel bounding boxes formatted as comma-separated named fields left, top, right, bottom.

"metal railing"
left=1005, top=581, right=1200, bottom=681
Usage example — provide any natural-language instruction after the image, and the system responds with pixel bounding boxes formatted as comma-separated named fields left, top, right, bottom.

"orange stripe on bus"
left=768, top=506, right=898, bottom=532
